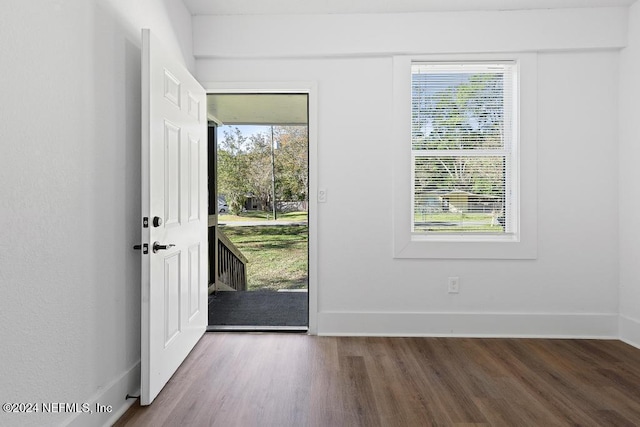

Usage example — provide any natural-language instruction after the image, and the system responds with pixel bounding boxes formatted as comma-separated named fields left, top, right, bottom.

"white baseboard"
left=65, top=361, right=140, bottom=427
left=619, top=315, right=640, bottom=349
left=317, top=312, right=619, bottom=338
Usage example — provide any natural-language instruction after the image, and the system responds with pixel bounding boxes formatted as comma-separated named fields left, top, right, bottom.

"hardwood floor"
left=114, top=334, right=640, bottom=426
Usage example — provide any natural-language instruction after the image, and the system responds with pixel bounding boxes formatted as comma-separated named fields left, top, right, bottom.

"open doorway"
left=206, top=93, right=309, bottom=331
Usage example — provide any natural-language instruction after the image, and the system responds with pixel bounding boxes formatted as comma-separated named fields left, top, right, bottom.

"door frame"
left=202, top=81, right=318, bottom=335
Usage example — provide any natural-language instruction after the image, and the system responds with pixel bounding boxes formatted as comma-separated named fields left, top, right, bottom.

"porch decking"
left=208, top=290, right=308, bottom=330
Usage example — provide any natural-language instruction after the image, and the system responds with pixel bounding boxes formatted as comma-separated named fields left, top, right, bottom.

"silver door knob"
left=153, top=241, right=175, bottom=253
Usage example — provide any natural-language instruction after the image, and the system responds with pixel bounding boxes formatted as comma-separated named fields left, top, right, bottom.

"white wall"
left=196, top=9, right=623, bottom=337
left=193, top=7, right=628, bottom=57
left=0, top=3, right=633, bottom=425
left=0, top=1, right=193, bottom=426
left=619, top=1, right=640, bottom=348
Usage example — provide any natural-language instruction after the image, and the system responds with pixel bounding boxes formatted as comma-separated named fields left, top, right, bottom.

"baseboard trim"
left=65, top=361, right=140, bottom=427
left=317, top=312, right=619, bottom=338
left=619, top=315, right=640, bottom=349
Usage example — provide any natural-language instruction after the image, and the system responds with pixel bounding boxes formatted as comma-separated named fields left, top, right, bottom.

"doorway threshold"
left=206, top=325, right=308, bottom=333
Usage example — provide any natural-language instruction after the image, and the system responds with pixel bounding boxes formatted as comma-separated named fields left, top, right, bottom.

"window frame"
left=392, top=53, right=538, bottom=259
left=411, top=61, right=517, bottom=239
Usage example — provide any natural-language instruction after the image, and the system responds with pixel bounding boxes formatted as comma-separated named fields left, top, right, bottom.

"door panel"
left=140, top=29, right=208, bottom=406
left=188, top=243, right=201, bottom=320
left=188, top=135, right=201, bottom=222
left=164, top=121, right=181, bottom=226
left=164, top=252, right=181, bottom=345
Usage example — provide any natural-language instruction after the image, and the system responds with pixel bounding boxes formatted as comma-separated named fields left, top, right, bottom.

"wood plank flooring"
left=114, top=334, right=640, bottom=427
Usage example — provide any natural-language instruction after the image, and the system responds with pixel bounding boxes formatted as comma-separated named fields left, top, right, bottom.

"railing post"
left=217, top=229, right=248, bottom=291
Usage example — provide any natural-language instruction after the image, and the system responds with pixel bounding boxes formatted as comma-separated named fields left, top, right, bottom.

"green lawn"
left=220, top=210, right=308, bottom=223
left=220, top=224, right=308, bottom=291
left=414, top=212, right=494, bottom=222
left=413, top=211, right=503, bottom=233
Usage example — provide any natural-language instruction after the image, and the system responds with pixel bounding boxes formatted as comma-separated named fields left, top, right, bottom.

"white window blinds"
left=411, top=62, right=517, bottom=236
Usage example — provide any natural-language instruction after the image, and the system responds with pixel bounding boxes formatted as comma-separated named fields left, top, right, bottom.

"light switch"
left=318, top=189, right=327, bottom=203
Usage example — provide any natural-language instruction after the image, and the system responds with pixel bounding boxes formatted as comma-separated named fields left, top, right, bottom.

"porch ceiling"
left=207, top=94, right=308, bottom=125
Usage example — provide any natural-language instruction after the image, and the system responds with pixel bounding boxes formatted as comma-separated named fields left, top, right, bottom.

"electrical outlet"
left=448, top=277, right=460, bottom=294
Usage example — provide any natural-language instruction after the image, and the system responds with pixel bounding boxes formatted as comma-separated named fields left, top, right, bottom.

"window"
left=392, top=54, right=537, bottom=259
left=411, top=62, right=516, bottom=238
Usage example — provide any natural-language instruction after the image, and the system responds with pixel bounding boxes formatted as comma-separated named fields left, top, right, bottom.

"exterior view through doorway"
left=206, top=93, right=309, bottom=331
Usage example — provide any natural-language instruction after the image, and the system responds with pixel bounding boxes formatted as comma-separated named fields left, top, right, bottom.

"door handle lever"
left=153, top=241, right=175, bottom=253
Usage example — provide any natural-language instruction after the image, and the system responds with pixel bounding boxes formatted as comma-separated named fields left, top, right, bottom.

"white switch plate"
left=448, top=277, right=460, bottom=294
left=318, top=189, right=327, bottom=203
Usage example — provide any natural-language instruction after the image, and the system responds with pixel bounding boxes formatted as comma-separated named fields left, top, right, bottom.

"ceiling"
left=183, top=0, right=635, bottom=15
left=207, top=94, right=308, bottom=125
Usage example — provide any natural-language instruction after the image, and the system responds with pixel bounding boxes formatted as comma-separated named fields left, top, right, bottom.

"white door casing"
left=140, top=29, right=208, bottom=406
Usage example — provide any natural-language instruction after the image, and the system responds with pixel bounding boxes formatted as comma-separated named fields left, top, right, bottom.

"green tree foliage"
left=217, top=126, right=308, bottom=214
left=412, top=73, right=506, bottom=200
left=217, top=127, right=249, bottom=214
left=245, top=132, right=274, bottom=211
left=274, top=126, right=308, bottom=203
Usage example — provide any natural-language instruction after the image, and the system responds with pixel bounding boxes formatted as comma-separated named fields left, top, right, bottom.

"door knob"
left=153, top=216, right=163, bottom=227
left=153, top=241, right=175, bottom=253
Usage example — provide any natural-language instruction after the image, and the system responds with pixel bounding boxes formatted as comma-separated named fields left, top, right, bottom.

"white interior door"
left=140, top=28, right=208, bottom=406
